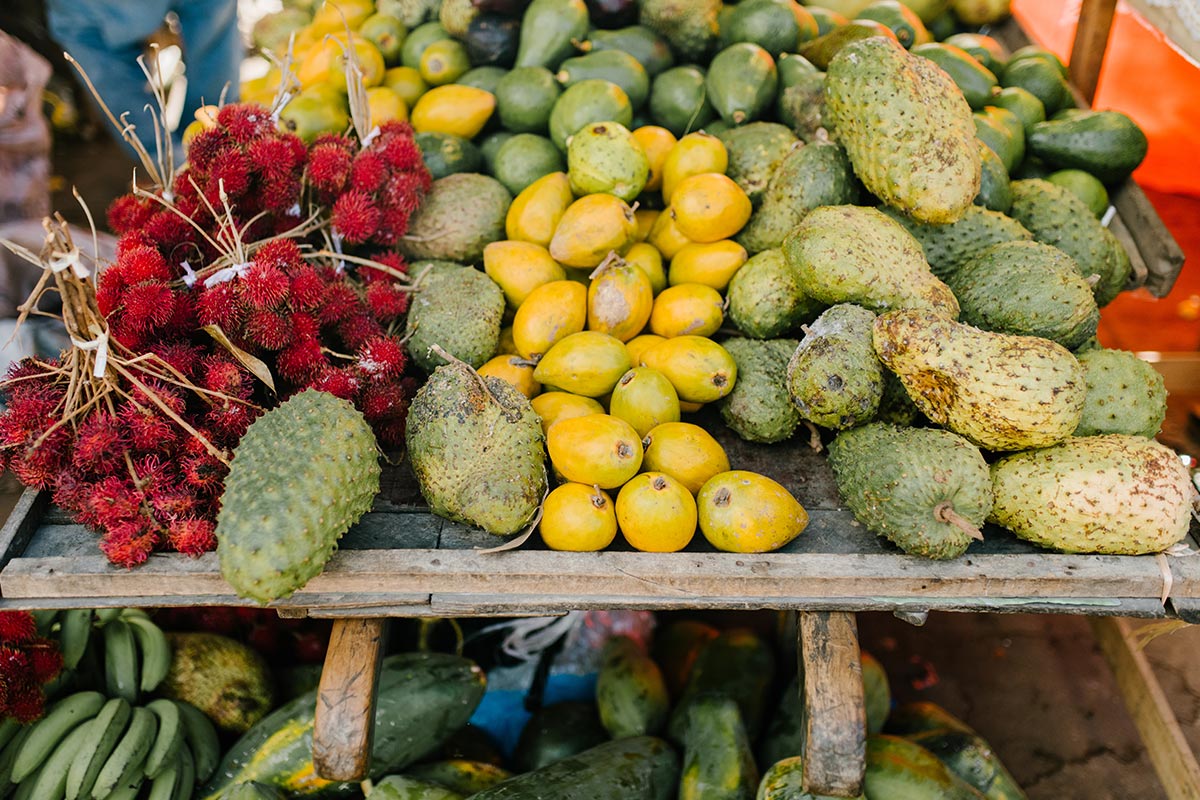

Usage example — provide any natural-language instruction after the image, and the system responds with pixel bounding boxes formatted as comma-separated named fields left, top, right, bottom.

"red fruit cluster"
left=0, top=611, right=64, bottom=722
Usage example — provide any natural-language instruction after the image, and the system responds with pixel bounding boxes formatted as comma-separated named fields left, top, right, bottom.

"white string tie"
left=71, top=330, right=110, bottom=378
left=202, top=261, right=251, bottom=288
left=49, top=247, right=91, bottom=279
left=180, top=260, right=198, bottom=287
left=362, top=125, right=381, bottom=147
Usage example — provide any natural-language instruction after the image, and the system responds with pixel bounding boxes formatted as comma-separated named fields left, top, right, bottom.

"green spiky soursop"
left=406, top=267, right=505, bottom=371
left=726, top=249, right=823, bottom=339
left=990, top=435, right=1193, bottom=555
left=1074, top=349, right=1167, bottom=438
left=639, top=0, right=720, bottom=62
left=719, top=338, right=800, bottom=443
left=399, top=173, right=513, bottom=264
left=217, top=390, right=381, bottom=605
left=407, top=359, right=547, bottom=535
left=783, top=205, right=959, bottom=318
left=829, top=423, right=993, bottom=559
left=825, top=36, right=981, bottom=223
left=716, top=122, right=798, bottom=206
left=787, top=304, right=883, bottom=430
left=881, top=206, right=1032, bottom=280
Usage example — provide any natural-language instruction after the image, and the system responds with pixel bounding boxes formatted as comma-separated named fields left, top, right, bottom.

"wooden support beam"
left=798, top=611, right=866, bottom=797
left=1070, top=0, right=1118, bottom=104
left=1091, top=617, right=1200, bottom=800
left=313, top=617, right=387, bottom=782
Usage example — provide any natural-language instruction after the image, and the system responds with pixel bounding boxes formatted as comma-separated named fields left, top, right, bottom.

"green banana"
left=174, top=702, right=218, bottom=785
left=59, top=611, right=94, bottom=671
left=94, top=610, right=122, bottom=625
left=145, top=752, right=179, bottom=800
left=103, top=620, right=140, bottom=704
left=12, top=691, right=105, bottom=783
left=92, top=706, right=156, bottom=800
left=175, top=741, right=195, bottom=800
left=24, top=719, right=95, bottom=800
left=123, top=615, right=171, bottom=694
left=11, top=765, right=39, bottom=800
left=0, top=720, right=19, bottom=754
left=96, top=774, right=141, bottom=800
left=67, top=698, right=132, bottom=800
left=31, top=610, right=59, bottom=636
left=117, top=609, right=149, bottom=622
left=143, top=700, right=183, bottom=779
left=0, top=728, right=32, bottom=798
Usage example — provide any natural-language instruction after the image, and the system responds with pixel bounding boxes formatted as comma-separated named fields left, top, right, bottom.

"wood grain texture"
left=313, top=618, right=387, bottom=782
left=799, top=611, right=865, bottom=797
left=1069, top=0, right=1118, bottom=103
left=0, top=489, right=46, bottom=577
left=1091, top=617, right=1200, bottom=800
left=1112, top=180, right=1187, bottom=298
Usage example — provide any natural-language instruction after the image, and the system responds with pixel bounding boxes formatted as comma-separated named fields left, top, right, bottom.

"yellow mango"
left=641, top=421, right=731, bottom=495
left=549, top=194, right=638, bottom=268
left=662, top=132, right=728, bottom=203
left=296, top=36, right=346, bottom=88
left=411, top=85, right=495, bottom=139
left=670, top=173, right=752, bottom=243
left=647, top=209, right=693, bottom=260
left=616, top=472, right=697, bottom=552
left=624, top=243, right=667, bottom=295
left=632, top=126, right=678, bottom=193
left=365, top=86, right=408, bottom=123
left=310, top=0, right=375, bottom=34
left=507, top=172, right=574, bottom=248
left=625, top=334, right=667, bottom=367
left=679, top=400, right=704, bottom=413
left=640, top=335, right=737, bottom=403
left=327, top=38, right=387, bottom=92
left=497, top=325, right=518, bottom=355
left=530, top=392, right=605, bottom=435
left=540, top=483, right=617, bottom=551
left=609, top=367, right=681, bottom=438
left=383, top=66, right=428, bottom=109
left=547, top=414, right=644, bottom=489
left=697, top=470, right=809, bottom=553
left=477, top=354, right=541, bottom=399
left=634, top=209, right=659, bottom=242
left=533, top=330, right=632, bottom=397
left=587, top=256, right=654, bottom=342
left=649, top=283, right=724, bottom=338
left=512, top=280, right=587, bottom=359
left=668, top=240, right=748, bottom=290
left=484, top=241, right=567, bottom=309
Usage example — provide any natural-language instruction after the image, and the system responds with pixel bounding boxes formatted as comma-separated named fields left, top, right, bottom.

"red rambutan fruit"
left=120, top=404, right=178, bottom=452
left=106, top=194, right=154, bottom=234
left=186, top=128, right=233, bottom=171
left=309, top=367, right=360, bottom=400
left=290, top=312, right=320, bottom=341
left=9, top=429, right=71, bottom=490
left=142, top=211, right=195, bottom=250
left=372, top=418, right=406, bottom=449
left=356, top=337, right=407, bottom=379
left=378, top=129, right=423, bottom=171
left=0, top=612, right=36, bottom=643
left=87, top=475, right=144, bottom=524
left=218, top=103, right=274, bottom=144
left=254, top=239, right=304, bottom=274
left=166, top=518, right=216, bottom=556
left=73, top=412, right=125, bottom=473
left=150, top=487, right=199, bottom=519
left=117, top=245, right=174, bottom=283
left=277, top=338, right=327, bottom=384
left=147, top=342, right=202, bottom=378
left=239, top=264, right=290, bottom=310
left=289, top=267, right=328, bottom=311
left=197, top=282, right=245, bottom=330
left=382, top=171, right=429, bottom=214
left=317, top=282, right=360, bottom=324
left=245, top=309, right=293, bottom=351
left=205, top=149, right=253, bottom=202
left=338, top=313, right=384, bottom=351
left=120, top=281, right=177, bottom=332
left=5, top=680, right=47, bottom=723
left=307, top=143, right=353, bottom=195
left=99, top=519, right=158, bottom=568
left=260, top=174, right=303, bottom=214
left=349, top=151, right=387, bottom=194
left=27, top=640, right=63, bottom=684
left=331, top=190, right=381, bottom=244
left=359, top=380, right=411, bottom=421
left=206, top=402, right=257, bottom=439
left=181, top=453, right=226, bottom=493
left=364, top=280, right=409, bottom=321
left=201, top=357, right=251, bottom=398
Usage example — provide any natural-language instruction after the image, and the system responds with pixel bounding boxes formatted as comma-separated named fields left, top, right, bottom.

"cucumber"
left=596, top=636, right=670, bottom=739
left=513, top=702, right=608, bottom=773
left=864, top=735, right=987, bottom=799
left=470, top=737, right=680, bottom=800
left=912, top=43, right=998, bottom=110
left=668, top=628, right=776, bottom=743
left=908, top=730, right=1029, bottom=800
left=416, top=132, right=484, bottom=180
left=651, top=620, right=719, bottom=700
left=1026, top=110, right=1148, bottom=184
left=706, top=43, right=778, bottom=125
left=407, top=759, right=512, bottom=794
left=679, top=696, right=759, bottom=800
left=885, top=701, right=975, bottom=737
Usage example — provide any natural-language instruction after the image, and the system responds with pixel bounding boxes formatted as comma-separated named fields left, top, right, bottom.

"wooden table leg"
left=798, top=611, right=866, bottom=797
left=313, top=617, right=388, bottom=782
left=1070, top=0, right=1118, bottom=104
left=1091, top=617, right=1200, bottom=800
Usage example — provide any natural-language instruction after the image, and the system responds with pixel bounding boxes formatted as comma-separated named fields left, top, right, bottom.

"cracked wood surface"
left=313, top=618, right=386, bottom=782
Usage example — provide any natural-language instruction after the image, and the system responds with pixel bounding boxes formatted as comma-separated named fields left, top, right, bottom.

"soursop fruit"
left=1074, top=349, right=1167, bottom=438
left=876, top=369, right=921, bottom=427
left=776, top=71, right=831, bottom=143
left=406, top=359, right=547, bottom=535
left=990, top=435, right=1193, bottom=555
left=945, top=240, right=1099, bottom=350
left=161, top=633, right=274, bottom=732
left=1009, top=179, right=1132, bottom=306
left=217, top=390, right=380, bottom=604
left=406, top=267, right=505, bottom=371
left=881, top=206, right=1032, bottom=280
left=787, top=304, right=883, bottom=430
left=828, top=423, right=993, bottom=559
left=783, top=205, right=959, bottom=318
left=874, top=310, right=1086, bottom=451
left=716, top=123, right=799, bottom=207
left=400, top=173, right=512, bottom=264
left=726, top=249, right=823, bottom=339
left=719, top=338, right=801, bottom=443
left=826, top=36, right=981, bottom=223
left=639, top=0, right=720, bottom=62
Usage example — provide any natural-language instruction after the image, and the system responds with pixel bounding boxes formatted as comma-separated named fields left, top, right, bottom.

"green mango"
left=402, top=22, right=451, bottom=70
left=719, top=0, right=820, bottom=58
left=514, top=0, right=590, bottom=69
left=496, top=66, right=561, bottom=133
left=988, top=86, right=1045, bottom=133
left=797, top=20, right=896, bottom=70
left=548, top=78, right=633, bottom=151
left=706, top=43, right=778, bottom=125
left=973, top=109, right=1023, bottom=174
left=557, top=50, right=650, bottom=110
left=584, top=26, right=676, bottom=77
left=912, top=42, right=998, bottom=109
left=1027, top=110, right=1148, bottom=184
left=855, top=0, right=929, bottom=49
left=648, top=66, right=715, bottom=137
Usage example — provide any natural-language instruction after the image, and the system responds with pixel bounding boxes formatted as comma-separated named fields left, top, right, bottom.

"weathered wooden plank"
left=1069, top=0, right=1118, bottom=103
left=0, top=489, right=46, bottom=577
left=1109, top=212, right=1150, bottom=290
left=314, top=618, right=387, bottom=782
left=1091, top=617, right=1200, bottom=800
left=1112, top=180, right=1187, bottom=298
left=799, top=612, right=865, bottom=796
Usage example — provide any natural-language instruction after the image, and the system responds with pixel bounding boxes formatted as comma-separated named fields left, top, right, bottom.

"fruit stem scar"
left=934, top=500, right=984, bottom=541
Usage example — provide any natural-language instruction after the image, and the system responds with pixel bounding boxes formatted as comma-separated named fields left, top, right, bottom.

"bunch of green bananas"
left=38, top=608, right=171, bottom=704
left=0, top=688, right=219, bottom=800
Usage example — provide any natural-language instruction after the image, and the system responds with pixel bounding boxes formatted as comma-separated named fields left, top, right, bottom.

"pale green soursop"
left=881, top=206, right=1032, bottom=280
left=719, top=338, right=801, bottom=443
left=787, top=304, right=883, bottom=430
left=406, top=267, right=505, bottom=371
left=1074, top=349, right=1167, bottom=438
left=639, top=0, right=720, bottom=62
left=726, top=249, right=823, bottom=339
left=217, top=390, right=381, bottom=604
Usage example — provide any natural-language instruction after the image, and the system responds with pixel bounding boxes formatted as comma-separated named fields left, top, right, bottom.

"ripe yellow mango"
left=625, top=334, right=667, bottom=367
left=549, top=194, right=638, bottom=268
left=506, top=172, right=574, bottom=248
left=641, top=421, right=731, bottom=494
left=670, top=173, right=752, bottom=242
left=477, top=354, right=541, bottom=399
left=547, top=414, right=644, bottom=489
left=697, top=471, right=808, bottom=553
left=530, top=391, right=605, bottom=436
left=632, top=125, right=678, bottom=192
left=533, top=330, right=632, bottom=397
left=662, top=132, right=729, bottom=203
left=587, top=256, right=654, bottom=342
left=497, top=326, right=518, bottom=355
left=647, top=209, right=693, bottom=260
left=616, top=472, right=697, bottom=552
left=512, top=280, right=587, bottom=359
left=411, top=85, right=495, bottom=139
left=540, top=483, right=617, bottom=551
left=624, top=242, right=667, bottom=295
left=639, top=335, right=737, bottom=403
left=484, top=241, right=567, bottom=309
left=649, top=283, right=724, bottom=338
left=609, top=367, right=681, bottom=438
left=634, top=209, right=660, bottom=242
left=668, top=240, right=748, bottom=290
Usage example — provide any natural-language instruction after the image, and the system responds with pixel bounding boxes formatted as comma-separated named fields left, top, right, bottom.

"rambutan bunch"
left=0, top=611, right=63, bottom=722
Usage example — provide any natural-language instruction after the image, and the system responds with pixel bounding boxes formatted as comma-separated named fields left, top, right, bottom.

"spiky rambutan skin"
left=73, top=412, right=126, bottom=474
left=318, top=283, right=360, bottom=324
left=308, top=143, right=353, bottom=195
left=6, top=680, right=47, bottom=723
left=27, top=640, right=63, bottom=684
left=142, top=211, right=196, bottom=254
left=197, top=282, right=245, bottom=331
left=357, top=337, right=407, bottom=380
left=239, top=264, right=290, bottom=310
left=87, top=475, right=144, bottom=524
left=378, top=123, right=423, bottom=170
left=364, top=281, right=409, bottom=321
left=99, top=519, right=158, bottom=568
left=150, top=488, right=199, bottom=519
left=290, top=312, right=320, bottom=342
left=249, top=135, right=306, bottom=178
left=120, top=281, right=177, bottom=332
left=0, top=612, right=36, bottom=644
left=255, top=239, right=304, bottom=274
left=284, top=267, right=322, bottom=313
left=217, top=103, right=275, bottom=144
left=360, top=381, right=409, bottom=421
left=111, top=245, right=174, bottom=285
left=382, top=171, right=430, bottom=214
left=309, top=367, right=360, bottom=400
left=148, top=343, right=202, bottom=379
left=245, top=309, right=293, bottom=350
left=204, top=149, right=253, bottom=203
left=350, top=151, right=388, bottom=194
left=338, top=313, right=384, bottom=351
left=186, top=128, right=232, bottom=168
left=206, top=402, right=257, bottom=440
left=9, top=428, right=71, bottom=490
left=277, top=338, right=326, bottom=384
left=120, top=404, right=178, bottom=452
left=331, top=190, right=381, bottom=244
left=201, top=357, right=252, bottom=399
left=182, top=451, right=227, bottom=493
left=166, top=518, right=216, bottom=556
left=106, top=194, right=155, bottom=234
left=373, top=418, right=407, bottom=449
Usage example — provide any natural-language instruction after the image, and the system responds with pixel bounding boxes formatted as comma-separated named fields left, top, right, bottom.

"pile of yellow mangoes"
left=477, top=131, right=809, bottom=555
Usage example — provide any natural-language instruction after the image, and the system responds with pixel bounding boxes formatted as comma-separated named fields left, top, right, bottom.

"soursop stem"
left=803, top=421, right=823, bottom=452
left=933, top=501, right=984, bottom=541
left=429, top=344, right=519, bottom=422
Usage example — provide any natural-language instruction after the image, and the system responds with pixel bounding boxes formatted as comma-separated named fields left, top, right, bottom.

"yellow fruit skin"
left=624, top=243, right=667, bottom=295
left=507, top=172, right=575, bottom=248
left=547, top=414, right=644, bottom=489
left=632, top=126, right=678, bottom=192
left=329, top=38, right=387, bottom=91
left=609, top=367, right=681, bottom=438
left=616, top=472, right=697, bottom=552
left=668, top=240, right=748, bottom=290
left=383, top=66, right=428, bottom=109
left=697, top=470, right=809, bottom=553
left=649, top=283, right=724, bottom=338
left=411, top=85, right=495, bottom=139
left=530, top=392, right=606, bottom=435
left=670, top=173, right=752, bottom=243
left=478, top=354, right=542, bottom=398
left=626, top=334, right=667, bottom=367
left=512, top=280, right=587, bottom=359
left=648, top=209, right=694, bottom=260
left=587, top=259, right=654, bottom=342
left=550, top=195, right=639, bottom=268
left=365, top=86, right=409, bottom=123
left=297, top=36, right=346, bottom=88
left=533, top=330, right=632, bottom=397
left=662, top=132, right=729, bottom=203
left=485, top=241, right=568, bottom=309
left=540, top=484, right=618, bottom=551
left=642, top=421, right=731, bottom=494
left=639, top=336, right=737, bottom=403
left=497, top=326, right=518, bottom=355
left=635, top=209, right=660, bottom=243
left=310, top=0, right=375, bottom=34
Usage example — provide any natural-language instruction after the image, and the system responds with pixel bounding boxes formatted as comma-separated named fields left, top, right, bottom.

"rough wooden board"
left=1069, top=0, right=1119, bottom=103
left=799, top=611, right=865, bottom=796
left=1112, top=180, right=1187, bottom=297
left=0, top=488, right=45, bottom=574
left=314, top=618, right=386, bottom=782
left=1125, top=0, right=1200, bottom=66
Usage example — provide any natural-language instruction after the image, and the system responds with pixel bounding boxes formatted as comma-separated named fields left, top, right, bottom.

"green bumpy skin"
left=405, top=267, right=505, bottom=371
left=726, top=250, right=823, bottom=339
left=406, top=362, right=546, bottom=535
left=216, top=390, right=380, bottom=605
left=720, top=338, right=801, bottom=444
left=946, top=240, right=1099, bottom=350
left=638, top=0, right=720, bottom=63
left=783, top=205, right=959, bottom=318
left=787, top=304, right=882, bottom=431
left=399, top=173, right=513, bottom=264
left=828, top=423, right=993, bottom=560
left=989, top=434, right=1192, bottom=555
left=881, top=205, right=1032, bottom=281
left=717, top=123, right=799, bottom=207
left=874, top=310, right=1085, bottom=451
left=1008, top=179, right=1131, bottom=306
left=162, top=632, right=274, bottom=732
left=1074, top=349, right=1167, bottom=438
left=825, top=36, right=981, bottom=223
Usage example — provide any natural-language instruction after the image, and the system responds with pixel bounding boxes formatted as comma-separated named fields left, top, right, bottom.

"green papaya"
left=720, top=0, right=820, bottom=57
left=855, top=0, right=929, bottom=49
left=372, top=776, right=464, bottom=800
left=987, top=86, right=1045, bottom=132
left=596, top=636, right=670, bottom=738
left=406, top=760, right=513, bottom=794
left=907, top=730, right=1028, bottom=800
left=416, top=131, right=483, bottom=180
left=973, top=107, right=1024, bottom=174
left=942, top=32, right=1007, bottom=74
left=975, top=142, right=1012, bottom=213
left=652, top=620, right=720, bottom=700
left=470, top=737, right=680, bottom=800
left=669, top=628, right=776, bottom=743
left=513, top=702, right=608, bottom=772
left=885, top=702, right=975, bottom=737
left=865, top=736, right=987, bottom=799
left=757, top=756, right=862, bottom=800
left=679, top=697, right=759, bottom=800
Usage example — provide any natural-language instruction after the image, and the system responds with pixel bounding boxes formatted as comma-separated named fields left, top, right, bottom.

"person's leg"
left=174, top=0, right=242, bottom=120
